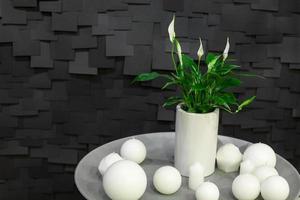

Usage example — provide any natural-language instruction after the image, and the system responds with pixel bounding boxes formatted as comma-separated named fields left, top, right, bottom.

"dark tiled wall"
left=0, top=0, right=299, bottom=199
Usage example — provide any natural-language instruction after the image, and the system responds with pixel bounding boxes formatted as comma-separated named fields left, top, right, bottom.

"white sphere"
left=240, top=160, right=255, bottom=174
left=120, top=138, right=147, bottom=164
left=98, top=152, right=123, bottom=176
left=217, top=143, right=242, bottom=173
left=232, top=174, right=260, bottom=200
left=252, top=166, right=278, bottom=183
left=103, top=160, right=147, bottom=200
left=243, top=143, right=276, bottom=168
left=261, top=175, right=290, bottom=200
left=153, top=166, right=182, bottom=195
left=195, top=182, right=220, bottom=200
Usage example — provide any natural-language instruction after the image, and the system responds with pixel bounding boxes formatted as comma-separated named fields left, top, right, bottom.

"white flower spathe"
left=197, top=37, right=204, bottom=60
left=175, top=41, right=183, bottom=66
left=168, top=15, right=176, bottom=43
left=223, top=37, right=230, bottom=61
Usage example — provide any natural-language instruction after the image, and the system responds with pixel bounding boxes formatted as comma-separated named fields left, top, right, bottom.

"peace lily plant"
left=133, top=15, right=256, bottom=114
left=133, top=15, right=257, bottom=177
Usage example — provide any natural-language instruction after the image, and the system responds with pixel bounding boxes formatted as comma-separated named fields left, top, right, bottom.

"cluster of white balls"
left=98, top=138, right=183, bottom=200
left=99, top=138, right=148, bottom=200
left=216, top=142, right=290, bottom=200
left=98, top=138, right=290, bottom=200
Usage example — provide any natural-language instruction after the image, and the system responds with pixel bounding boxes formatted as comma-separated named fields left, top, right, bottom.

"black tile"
left=13, top=30, right=40, bottom=56
left=78, top=13, right=98, bottom=26
left=1, top=0, right=27, bottom=24
left=0, top=141, right=28, bottom=155
left=124, top=46, right=151, bottom=75
left=12, top=0, right=37, bottom=7
left=251, top=0, right=279, bottom=11
left=163, top=0, right=184, bottom=11
left=69, top=52, right=98, bottom=75
left=239, top=44, right=267, bottom=62
left=127, top=22, right=153, bottom=45
left=62, top=0, right=82, bottom=11
left=29, top=73, right=51, bottom=89
left=31, top=42, right=53, bottom=68
left=106, top=31, right=134, bottom=56
left=50, top=36, right=75, bottom=60
left=72, top=28, right=97, bottom=49
left=39, top=1, right=62, bottom=12
left=45, top=82, right=68, bottom=101
left=52, top=12, right=78, bottom=32
left=23, top=112, right=52, bottom=129
left=89, top=37, right=115, bottom=69
left=280, top=37, right=300, bottom=63
left=157, top=107, right=175, bottom=121
left=92, top=14, right=113, bottom=35
left=109, top=14, right=132, bottom=30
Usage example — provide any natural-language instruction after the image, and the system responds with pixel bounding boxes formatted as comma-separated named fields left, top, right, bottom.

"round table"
left=75, top=132, right=300, bottom=200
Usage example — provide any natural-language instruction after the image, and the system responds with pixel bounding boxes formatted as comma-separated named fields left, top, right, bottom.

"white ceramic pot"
left=175, top=104, right=219, bottom=177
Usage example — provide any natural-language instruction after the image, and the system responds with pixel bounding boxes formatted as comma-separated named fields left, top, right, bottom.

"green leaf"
left=205, top=53, right=217, bottom=65
left=213, top=93, right=235, bottom=110
left=182, top=54, right=201, bottom=78
left=221, top=93, right=238, bottom=105
left=182, top=54, right=197, bottom=68
left=206, top=54, right=221, bottom=72
left=216, top=77, right=241, bottom=91
left=163, top=96, right=183, bottom=107
left=132, top=72, right=160, bottom=83
left=162, top=80, right=177, bottom=90
left=236, top=96, right=256, bottom=113
left=235, top=72, right=265, bottom=79
left=218, top=64, right=240, bottom=75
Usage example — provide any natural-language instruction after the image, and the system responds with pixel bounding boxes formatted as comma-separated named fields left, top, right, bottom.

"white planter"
left=175, top=104, right=219, bottom=177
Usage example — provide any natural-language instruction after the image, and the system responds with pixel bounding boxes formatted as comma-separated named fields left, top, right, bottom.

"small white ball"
left=240, top=160, right=255, bottom=174
left=243, top=143, right=276, bottom=168
left=217, top=143, right=242, bottom=173
left=103, top=160, right=147, bottom=200
left=120, top=138, right=147, bottom=164
left=232, top=174, right=260, bottom=200
left=261, top=175, right=290, bottom=200
left=98, top=152, right=123, bottom=176
left=252, top=165, right=278, bottom=183
left=153, top=166, right=182, bottom=195
left=195, top=182, right=220, bottom=200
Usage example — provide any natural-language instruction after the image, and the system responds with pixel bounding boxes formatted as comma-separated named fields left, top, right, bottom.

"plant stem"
left=171, top=42, right=178, bottom=74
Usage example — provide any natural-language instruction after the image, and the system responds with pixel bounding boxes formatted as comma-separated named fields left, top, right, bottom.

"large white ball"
left=243, top=143, right=276, bottom=168
left=153, top=166, right=182, bottom=195
left=120, top=138, right=147, bottom=164
left=232, top=174, right=260, bottom=200
left=252, top=165, right=278, bottom=183
left=261, top=175, right=290, bottom=200
left=103, top=160, right=147, bottom=200
left=195, top=182, right=220, bottom=200
left=98, top=152, right=123, bottom=176
left=216, top=143, right=242, bottom=173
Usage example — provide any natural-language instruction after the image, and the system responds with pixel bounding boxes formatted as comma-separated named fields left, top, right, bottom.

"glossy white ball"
left=243, top=143, right=276, bottom=168
left=103, top=160, right=147, bottom=200
left=216, top=143, right=242, bottom=173
left=252, top=165, right=278, bottom=183
left=232, top=174, right=260, bottom=200
left=153, top=166, right=182, bottom=195
left=120, top=138, right=147, bottom=164
left=195, top=182, right=220, bottom=200
left=261, top=175, right=290, bottom=200
left=98, top=152, right=123, bottom=176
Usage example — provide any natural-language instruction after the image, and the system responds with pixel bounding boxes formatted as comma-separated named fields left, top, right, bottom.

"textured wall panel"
left=0, top=0, right=300, bottom=199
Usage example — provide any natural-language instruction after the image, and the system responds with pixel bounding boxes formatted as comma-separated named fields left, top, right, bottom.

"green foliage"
left=133, top=38, right=257, bottom=114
